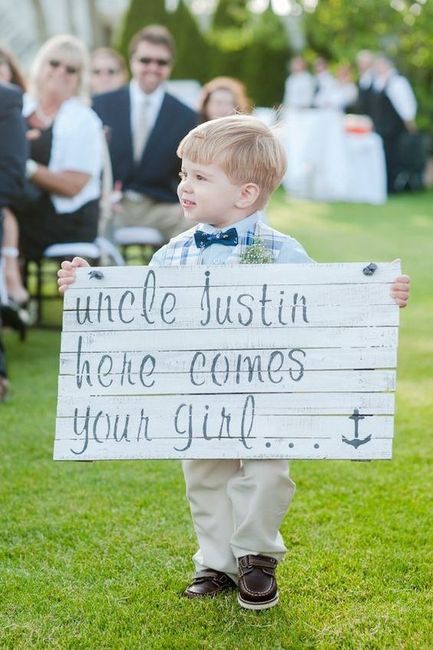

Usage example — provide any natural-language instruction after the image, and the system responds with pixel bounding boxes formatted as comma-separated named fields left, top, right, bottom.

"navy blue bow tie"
left=194, top=227, right=239, bottom=249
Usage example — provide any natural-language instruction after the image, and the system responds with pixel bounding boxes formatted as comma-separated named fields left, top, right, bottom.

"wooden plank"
left=63, top=283, right=396, bottom=311
left=59, top=346, right=397, bottom=376
left=55, top=412, right=393, bottom=441
left=66, top=262, right=401, bottom=290
left=61, top=303, right=399, bottom=331
left=56, top=392, right=396, bottom=417
left=58, top=369, right=396, bottom=396
left=60, top=326, right=399, bottom=353
left=53, top=435, right=393, bottom=461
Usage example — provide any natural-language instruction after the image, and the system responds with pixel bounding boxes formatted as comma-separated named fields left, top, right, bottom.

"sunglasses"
left=48, top=59, right=80, bottom=75
left=135, top=56, right=171, bottom=67
left=92, top=68, right=120, bottom=75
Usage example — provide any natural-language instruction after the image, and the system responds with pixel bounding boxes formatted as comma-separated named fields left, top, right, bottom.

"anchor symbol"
left=342, top=409, right=372, bottom=448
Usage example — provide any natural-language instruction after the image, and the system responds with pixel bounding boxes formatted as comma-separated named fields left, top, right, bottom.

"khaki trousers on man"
left=115, top=194, right=191, bottom=241
left=182, top=458, right=296, bottom=583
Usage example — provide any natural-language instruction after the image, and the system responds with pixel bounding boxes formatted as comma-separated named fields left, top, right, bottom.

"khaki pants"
left=182, top=458, right=295, bottom=583
left=114, top=194, right=191, bottom=241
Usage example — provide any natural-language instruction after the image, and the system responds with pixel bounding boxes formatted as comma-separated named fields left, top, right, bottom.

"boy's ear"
left=235, top=182, right=261, bottom=209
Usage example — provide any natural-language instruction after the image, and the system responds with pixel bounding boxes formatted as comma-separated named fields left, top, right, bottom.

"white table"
left=280, top=109, right=386, bottom=204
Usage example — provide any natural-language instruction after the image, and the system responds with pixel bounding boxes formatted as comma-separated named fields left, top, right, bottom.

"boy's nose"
left=181, top=179, right=192, bottom=192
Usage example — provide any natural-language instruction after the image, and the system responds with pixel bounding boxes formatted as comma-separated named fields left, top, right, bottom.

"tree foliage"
left=170, top=0, right=210, bottom=83
left=115, top=0, right=433, bottom=131
left=115, top=0, right=169, bottom=63
left=242, top=7, right=291, bottom=107
left=305, top=0, right=433, bottom=131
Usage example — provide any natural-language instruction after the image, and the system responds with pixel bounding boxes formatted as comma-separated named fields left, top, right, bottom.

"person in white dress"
left=283, top=56, right=315, bottom=110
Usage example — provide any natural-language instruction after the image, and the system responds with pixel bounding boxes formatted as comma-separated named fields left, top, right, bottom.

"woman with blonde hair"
left=199, top=76, right=251, bottom=122
left=9, top=34, right=103, bottom=275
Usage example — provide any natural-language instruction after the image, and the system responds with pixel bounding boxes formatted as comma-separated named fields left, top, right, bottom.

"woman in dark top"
left=8, top=35, right=103, bottom=266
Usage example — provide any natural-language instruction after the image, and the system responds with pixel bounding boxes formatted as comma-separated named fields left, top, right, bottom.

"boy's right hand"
left=57, top=257, right=90, bottom=294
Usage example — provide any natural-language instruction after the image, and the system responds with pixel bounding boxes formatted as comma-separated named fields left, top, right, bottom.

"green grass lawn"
left=1, top=191, right=432, bottom=649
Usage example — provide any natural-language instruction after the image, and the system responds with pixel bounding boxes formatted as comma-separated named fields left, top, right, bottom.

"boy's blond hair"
left=177, top=115, right=287, bottom=208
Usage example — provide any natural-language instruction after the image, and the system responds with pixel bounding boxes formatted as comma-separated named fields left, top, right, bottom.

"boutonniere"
left=240, top=235, right=274, bottom=264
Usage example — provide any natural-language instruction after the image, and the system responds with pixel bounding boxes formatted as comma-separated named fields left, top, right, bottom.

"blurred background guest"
left=369, top=54, right=418, bottom=192
left=9, top=34, right=104, bottom=266
left=355, top=49, right=376, bottom=115
left=0, top=47, right=28, bottom=305
left=0, top=82, right=27, bottom=399
left=311, top=56, right=337, bottom=108
left=326, top=64, right=358, bottom=112
left=90, top=47, right=127, bottom=96
left=0, top=45, right=27, bottom=90
left=283, top=56, right=315, bottom=110
left=199, top=76, right=251, bottom=121
left=93, top=25, right=197, bottom=242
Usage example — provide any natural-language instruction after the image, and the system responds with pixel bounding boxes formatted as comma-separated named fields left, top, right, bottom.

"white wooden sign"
left=54, top=262, right=400, bottom=461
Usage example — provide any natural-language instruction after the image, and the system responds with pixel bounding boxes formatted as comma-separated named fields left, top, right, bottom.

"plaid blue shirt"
left=150, top=211, right=313, bottom=267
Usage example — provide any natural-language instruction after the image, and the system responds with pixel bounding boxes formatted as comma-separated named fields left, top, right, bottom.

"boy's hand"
left=390, top=274, right=410, bottom=308
left=57, top=257, right=90, bottom=295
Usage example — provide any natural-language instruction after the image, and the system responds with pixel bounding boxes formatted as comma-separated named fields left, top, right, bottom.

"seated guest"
left=199, top=76, right=251, bottom=122
left=0, top=46, right=29, bottom=305
left=283, top=56, right=315, bottom=110
left=10, top=34, right=104, bottom=262
left=0, top=82, right=27, bottom=400
left=90, top=47, right=127, bottom=96
left=92, top=25, right=197, bottom=242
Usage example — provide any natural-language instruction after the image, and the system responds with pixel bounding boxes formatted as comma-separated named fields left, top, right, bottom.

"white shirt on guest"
left=359, top=69, right=374, bottom=90
left=23, top=95, right=104, bottom=214
left=312, top=71, right=337, bottom=108
left=283, top=71, right=315, bottom=109
left=373, top=71, right=417, bottom=122
left=129, top=80, right=165, bottom=138
left=324, top=82, right=358, bottom=111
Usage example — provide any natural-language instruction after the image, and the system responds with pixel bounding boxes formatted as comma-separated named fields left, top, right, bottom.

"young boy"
left=58, top=115, right=410, bottom=610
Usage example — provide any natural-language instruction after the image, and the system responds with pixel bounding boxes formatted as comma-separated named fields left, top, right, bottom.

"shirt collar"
left=129, top=79, right=165, bottom=107
left=198, top=211, right=262, bottom=235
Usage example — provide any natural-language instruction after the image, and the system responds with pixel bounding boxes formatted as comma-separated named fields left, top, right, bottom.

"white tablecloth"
left=280, top=109, right=387, bottom=204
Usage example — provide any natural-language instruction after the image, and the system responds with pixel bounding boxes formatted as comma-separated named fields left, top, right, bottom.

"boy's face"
left=177, top=158, right=249, bottom=228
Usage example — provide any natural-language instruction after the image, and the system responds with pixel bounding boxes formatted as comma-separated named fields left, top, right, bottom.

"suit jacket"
left=93, top=85, right=197, bottom=204
left=0, top=83, right=27, bottom=211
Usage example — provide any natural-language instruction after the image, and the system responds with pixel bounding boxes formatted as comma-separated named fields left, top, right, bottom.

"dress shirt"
left=373, top=72, right=417, bottom=122
left=312, top=71, right=339, bottom=108
left=129, top=80, right=165, bottom=138
left=359, top=70, right=374, bottom=90
left=150, top=211, right=313, bottom=267
left=326, top=82, right=358, bottom=111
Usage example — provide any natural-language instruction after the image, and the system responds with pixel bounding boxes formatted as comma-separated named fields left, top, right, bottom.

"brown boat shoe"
left=183, top=570, right=236, bottom=599
left=237, top=554, right=279, bottom=610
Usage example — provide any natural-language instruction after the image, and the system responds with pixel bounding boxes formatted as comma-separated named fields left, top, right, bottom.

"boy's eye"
left=196, top=174, right=206, bottom=181
left=179, top=171, right=186, bottom=179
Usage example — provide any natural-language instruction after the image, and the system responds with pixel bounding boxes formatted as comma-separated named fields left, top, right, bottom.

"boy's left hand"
left=390, top=275, right=410, bottom=308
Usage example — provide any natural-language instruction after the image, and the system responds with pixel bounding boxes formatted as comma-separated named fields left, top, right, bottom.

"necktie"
left=194, top=227, right=239, bottom=249
left=133, top=98, right=150, bottom=162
